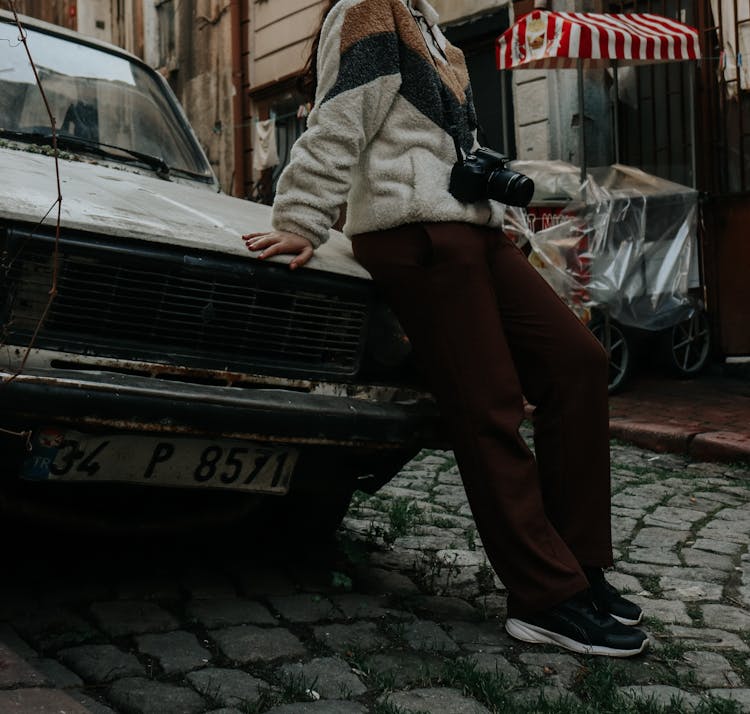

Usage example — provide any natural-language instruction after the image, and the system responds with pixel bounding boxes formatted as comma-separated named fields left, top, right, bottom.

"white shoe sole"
left=611, top=612, right=643, bottom=626
left=505, top=618, right=648, bottom=658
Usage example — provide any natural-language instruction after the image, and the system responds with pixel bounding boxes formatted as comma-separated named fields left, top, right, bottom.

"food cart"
left=496, top=11, right=708, bottom=391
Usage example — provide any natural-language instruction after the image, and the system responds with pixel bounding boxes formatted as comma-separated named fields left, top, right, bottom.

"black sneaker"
left=505, top=593, right=649, bottom=657
left=585, top=567, right=643, bottom=626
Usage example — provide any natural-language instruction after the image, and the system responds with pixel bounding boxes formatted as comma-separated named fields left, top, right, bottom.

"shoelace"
left=558, top=595, right=614, bottom=626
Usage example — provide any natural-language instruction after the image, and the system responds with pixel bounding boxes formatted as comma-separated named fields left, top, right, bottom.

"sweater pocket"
left=409, top=150, right=444, bottom=209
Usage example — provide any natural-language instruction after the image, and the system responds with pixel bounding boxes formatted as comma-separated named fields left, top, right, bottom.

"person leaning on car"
left=243, top=0, right=648, bottom=657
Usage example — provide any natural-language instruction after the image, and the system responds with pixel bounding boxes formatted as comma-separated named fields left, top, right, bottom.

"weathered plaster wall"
left=76, top=0, right=113, bottom=42
left=139, top=0, right=237, bottom=193
left=510, top=0, right=613, bottom=167
left=176, top=0, right=237, bottom=193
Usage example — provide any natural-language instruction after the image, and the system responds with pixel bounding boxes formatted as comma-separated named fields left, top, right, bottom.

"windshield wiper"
left=0, top=129, right=172, bottom=179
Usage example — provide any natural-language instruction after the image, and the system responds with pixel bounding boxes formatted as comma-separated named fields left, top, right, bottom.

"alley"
left=1, top=431, right=749, bottom=714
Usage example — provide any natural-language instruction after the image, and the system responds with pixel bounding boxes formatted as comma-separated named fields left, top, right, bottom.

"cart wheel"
left=589, top=318, right=632, bottom=394
left=662, top=308, right=711, bottom=376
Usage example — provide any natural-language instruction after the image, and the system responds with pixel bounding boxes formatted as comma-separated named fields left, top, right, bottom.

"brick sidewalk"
left=608, top=373, right=750, bottom=462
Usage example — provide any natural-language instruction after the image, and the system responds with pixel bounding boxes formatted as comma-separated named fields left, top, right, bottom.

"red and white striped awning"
left=496, top=10, right=701, bottom=70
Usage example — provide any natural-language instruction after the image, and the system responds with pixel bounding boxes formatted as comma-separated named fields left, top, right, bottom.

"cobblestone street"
left=1, top=430, right=750, bottom=713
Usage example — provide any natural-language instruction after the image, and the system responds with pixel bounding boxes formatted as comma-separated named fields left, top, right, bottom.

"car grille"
left=1, top=228, right=371, bottom=377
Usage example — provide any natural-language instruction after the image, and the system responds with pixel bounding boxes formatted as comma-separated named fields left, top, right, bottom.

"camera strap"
left=409, top=6, right=466, bottom=166
left=444, top=98, right=465, bottom=165
left=432, top=82, right=464, bottom=165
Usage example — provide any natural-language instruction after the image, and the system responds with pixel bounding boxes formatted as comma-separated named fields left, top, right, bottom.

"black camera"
left=449, top=147, right=534, bottom=207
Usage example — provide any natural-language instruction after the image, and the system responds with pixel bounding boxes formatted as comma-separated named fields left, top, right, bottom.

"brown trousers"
left=352, top=222, right=613, bottom=616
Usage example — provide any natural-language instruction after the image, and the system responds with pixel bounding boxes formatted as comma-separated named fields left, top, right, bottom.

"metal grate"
left=2, top=232, right=371, bottom=377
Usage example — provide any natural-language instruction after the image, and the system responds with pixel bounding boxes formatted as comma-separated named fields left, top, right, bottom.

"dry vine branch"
left=1, top=0, right=61, bottom=386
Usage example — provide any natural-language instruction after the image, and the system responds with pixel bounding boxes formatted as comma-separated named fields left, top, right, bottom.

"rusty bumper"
left=0, top=368, right=440, bottom=449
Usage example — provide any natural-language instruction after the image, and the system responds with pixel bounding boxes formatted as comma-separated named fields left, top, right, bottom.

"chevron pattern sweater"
left=271, top=0, right=505, bottom=247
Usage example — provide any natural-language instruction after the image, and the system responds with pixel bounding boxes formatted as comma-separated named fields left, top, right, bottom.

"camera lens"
left=487, top=168, right=535, bottom=207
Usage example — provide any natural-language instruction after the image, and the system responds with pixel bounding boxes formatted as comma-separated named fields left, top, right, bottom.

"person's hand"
left=242, top=230, right=314, bottom=270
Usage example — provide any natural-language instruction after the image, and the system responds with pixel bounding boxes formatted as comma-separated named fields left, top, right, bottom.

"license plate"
left=21, top=428, right=297, bottom=494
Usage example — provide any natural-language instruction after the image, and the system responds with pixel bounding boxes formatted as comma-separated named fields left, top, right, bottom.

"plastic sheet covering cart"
left=502, top=160, right=709, bottom=392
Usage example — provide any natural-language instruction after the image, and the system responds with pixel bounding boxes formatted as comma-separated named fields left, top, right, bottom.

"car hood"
left=0, top=147, right=370, bottom=280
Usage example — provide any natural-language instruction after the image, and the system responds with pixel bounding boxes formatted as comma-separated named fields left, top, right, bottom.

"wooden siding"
left=9, top=0, right=77, bottom=28
left=7, top=0, right=77, bottom=30
left=250, top=0, right=323, bottom=88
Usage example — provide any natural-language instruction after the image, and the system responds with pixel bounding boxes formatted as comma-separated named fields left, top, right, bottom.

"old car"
left=0, top=10, right=439, bottom=537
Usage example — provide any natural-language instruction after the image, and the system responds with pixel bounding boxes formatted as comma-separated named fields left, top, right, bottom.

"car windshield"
left=0, top=20, right=212, bottom=179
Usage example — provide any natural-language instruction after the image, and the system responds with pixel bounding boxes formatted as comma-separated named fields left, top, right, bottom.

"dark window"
left=270, top=98, right=308, bottom=199
left=443, top=9, right=516, bottom=157
left=248, top=84, right=308, bottom=206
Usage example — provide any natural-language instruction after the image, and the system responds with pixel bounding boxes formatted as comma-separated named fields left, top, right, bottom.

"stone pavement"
left=608, top=373, right=750, bottom=463
left=1, top=433, right=750, bottom=713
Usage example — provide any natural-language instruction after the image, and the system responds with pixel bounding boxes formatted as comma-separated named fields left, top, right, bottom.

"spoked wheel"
left=662, top=307, right=711, bottom=377
left=589, top=316, right=632, bottom=394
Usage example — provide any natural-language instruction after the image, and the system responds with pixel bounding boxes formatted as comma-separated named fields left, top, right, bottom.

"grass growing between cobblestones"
left=685, top=601, right=705, bottom=625
left=373, top=701, right=417, bottom=714
left=465, top=657, right=742, bottom=714
left=567, top=660, right=743, bottom=714
left=651, top=638, right=690, bottom=667
left=384, top=498, right=424, bottom=544
left=362, top=656, right=744, bottom=714
left=723, top=651, right=750, bottom=686
left=233, top=671, right=320, bottom=713
left=464, top=526, right=477, bottom=550
left=413, top=550, right=463, bottom=594
left=349, top=492, right=427, bottom=546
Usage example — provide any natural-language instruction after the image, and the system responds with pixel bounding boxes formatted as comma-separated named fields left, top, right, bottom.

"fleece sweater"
left=271, top=0, right=505, bottom=247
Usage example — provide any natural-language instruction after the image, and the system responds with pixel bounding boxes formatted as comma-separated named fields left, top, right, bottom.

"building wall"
left=431, top=0, right=612, bottom=168
left=109, top=0, right=142, bottom=56
left=509, top=0, right=612, bottom=167
left=242, top=0, right=323, bottom=201
left=76, top=0, right=113, bottom=42
left=250, top=0, right=322, bottom=90
left=93, top=0, right=320, bottom=199
left=177, top=0, right=236, bottom=193
left=431, top=0, right=508, bottom=25
left=134, top=0, right=238, bottom=193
